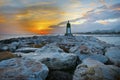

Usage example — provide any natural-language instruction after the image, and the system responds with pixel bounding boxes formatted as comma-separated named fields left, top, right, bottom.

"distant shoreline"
left=73, top=33, right=120, bottom=35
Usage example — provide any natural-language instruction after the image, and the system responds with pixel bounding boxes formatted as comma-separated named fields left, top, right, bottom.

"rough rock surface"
left=0, top=35, right=117, bottom=80
left=69, top=44, right=108, bottom=63
left=105, top=47, right=120, bottom=66
left=78, top=53, right=108, bottom=63
left=73, top=58, right=120, bottom=80
left=20, top=43, right=78, bottom=70
left=0, top=58, right=49, bottom=80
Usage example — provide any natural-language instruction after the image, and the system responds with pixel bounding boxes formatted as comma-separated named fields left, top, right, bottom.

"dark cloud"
left=57, top=18, right=83, bottom=26
left=54, top=3, right=120, bottom=33
left=84, top=3, right=120, bottom=22
left=57, top=3, right=120, bottom=26
left=111, top=3, right=120, bottom=8
left=0, top=0, right=120, bottom=34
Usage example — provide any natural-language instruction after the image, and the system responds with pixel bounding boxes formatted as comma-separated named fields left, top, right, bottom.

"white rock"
left=0, top=58, right=49, bottom=80
left=78, top=53, right=108, bottom=63
left=16, top=47, right=38, bottom=53
left=89, top=54, right=108, bottom=63
left=82, top=58, right=104, bottom=67
left=73, top=58, right=120, bottom=80
left=35, top=43, right=64, bottom=54
left=22, top=43, right=78, bottom=70
left=105, top=47, right=120, bottom=66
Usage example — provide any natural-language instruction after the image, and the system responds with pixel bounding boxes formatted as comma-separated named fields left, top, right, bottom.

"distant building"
left=65, top=21, right=73, bottom=36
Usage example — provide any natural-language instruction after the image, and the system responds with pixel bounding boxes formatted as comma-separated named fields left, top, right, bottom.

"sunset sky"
left=0, top=0, right=120, bottom=34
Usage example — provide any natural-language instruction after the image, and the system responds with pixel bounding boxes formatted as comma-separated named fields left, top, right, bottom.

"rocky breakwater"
left=64, top=36, right=111, bottom=63
left=0, top=35, right=119, bottom=80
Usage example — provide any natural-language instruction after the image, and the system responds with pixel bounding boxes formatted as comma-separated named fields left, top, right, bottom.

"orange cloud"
left=81, top=12, right=88, bottom=17
left=0, top=4, right=65, bottom=34
left=0, top=1, right=4, bottom=6
left=98, top=21, right=108, bottom=25
left=14, top=5, right=64, bottom=34
left=0, top=15, right=6, bottom=23
left=26, top=20, right=56, bottom=34
left=89, top=3, right=96, bottom=7
left=112, top=8, right=120, bottom=11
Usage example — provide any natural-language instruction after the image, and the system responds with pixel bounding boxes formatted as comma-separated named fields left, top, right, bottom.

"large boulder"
left=78, top=53, right=108, bottom=63
left=73, top=58, right=120, bottom=80
left=38, top=52, right=77, bottom=70
left=0, top=58, right=49, bottom=80
left=21, top=43, right=78, bottom=70
left=105, top=47, right=120, bottom=66
left=70, top=44, right=108, bottom=63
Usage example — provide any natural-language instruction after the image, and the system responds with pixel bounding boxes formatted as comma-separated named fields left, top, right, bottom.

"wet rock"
left=39, top=53, right=77, bottom=70
left=88, top=54, right=108, bottom=63
left=105, top=47, right=120, bottom=66
left=73, top=58, right=120, bottom=80
left=21, top=43, right=78, bottom=70
left=78, top=53, right=108, bottom=63
left=0, top=58, right=49, bottom=80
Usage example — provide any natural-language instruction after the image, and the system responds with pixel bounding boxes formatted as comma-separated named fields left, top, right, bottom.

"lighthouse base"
left=65, top=33, right=73, bottom=36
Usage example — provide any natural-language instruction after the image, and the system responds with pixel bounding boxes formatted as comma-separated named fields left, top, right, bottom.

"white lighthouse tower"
left=65, top=21, right=73, bottom=36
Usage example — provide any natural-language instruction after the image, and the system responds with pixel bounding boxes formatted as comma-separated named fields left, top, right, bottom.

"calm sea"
left=0, top=34, right=36, bottom=40
left=96, top=36, right=120, bottom=46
